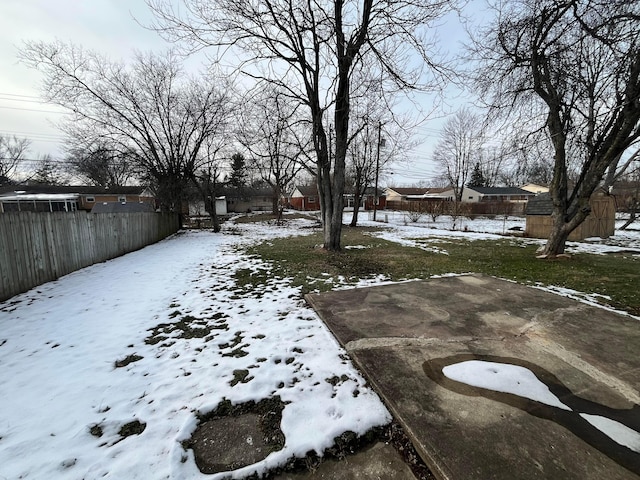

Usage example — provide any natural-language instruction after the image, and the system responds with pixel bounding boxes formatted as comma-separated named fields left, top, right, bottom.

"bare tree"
left=19, top=42, right=232, bottom=214
left=191, top=136, right=229, bottom=232
left=0, top=134, right=30, bottom=185
left=488, top=129, right=555, bottom=187
left=432, top=107, right=485, bottom=202
left=65, top=137, right=136, bottom=187
left=30, top=154, right=67, bottom=185
left=238, top=88, right=308, bottom=218
left=473, top=0, right=640, bottom=257
left=346, top=120, right=379, bottom=226
left=347, top=104, right=413, bottom=226
left=148, top=0, right=457, bottom=250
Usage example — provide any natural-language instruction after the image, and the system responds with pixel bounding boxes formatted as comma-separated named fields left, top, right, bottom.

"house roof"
left=0, top=184, right=152, bottom=197
left=293, top=185, right=384, bottom=197
left=293, top=185, right=319, bottom=197
left=0, top=193, right=79, bottom=202
left=425, top=187, right=450, bottom=194
left=387, top=187, right=431, bottom=196
left=91, top=201, right=156, bottom=213
left=525, top=193, right=553, bottom=215
left=343, top=186, right=384, bottom=196
left=467, top=186, right=534, bottom=196
left=520, top=183, right=549, bottom=193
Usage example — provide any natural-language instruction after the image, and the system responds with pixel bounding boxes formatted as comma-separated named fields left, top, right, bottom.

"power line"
left=0, top=92, right=43, bottom=100
left=0, top=129, right=64, bottom=139
left=0, top=96, right=49, bottom=105
left=0, top=104, right=67, bottom=114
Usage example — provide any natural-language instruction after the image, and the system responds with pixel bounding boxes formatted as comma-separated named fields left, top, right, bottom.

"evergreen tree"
left=467, top=162, right=486, bottom=188
left=228, top=153, right=247, bottom=190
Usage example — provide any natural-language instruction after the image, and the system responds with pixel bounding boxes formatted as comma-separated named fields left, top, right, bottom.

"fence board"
left=0, top=211, right=179, bottom=302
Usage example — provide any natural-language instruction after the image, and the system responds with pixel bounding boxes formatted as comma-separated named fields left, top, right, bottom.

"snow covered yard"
left=356, top=210, right=640, bottom=256
left=0, top=218, right=390, bottom=480
left=1, top=211, right=639, bottom=480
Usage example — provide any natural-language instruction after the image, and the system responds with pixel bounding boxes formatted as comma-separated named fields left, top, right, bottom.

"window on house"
left=469, top=196, right=473, bottom=200
left=308, top=196, right=316, bottom=203
left=118, top=196, right=126, bottom=203
left=86, top=196, right=95, bottom=202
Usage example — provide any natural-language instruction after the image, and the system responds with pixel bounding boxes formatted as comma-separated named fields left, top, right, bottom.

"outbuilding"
left=525, top=192, right=615, bottom=240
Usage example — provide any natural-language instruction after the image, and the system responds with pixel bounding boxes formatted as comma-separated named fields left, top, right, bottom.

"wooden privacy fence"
left=0, top=211, right=179, bottom=302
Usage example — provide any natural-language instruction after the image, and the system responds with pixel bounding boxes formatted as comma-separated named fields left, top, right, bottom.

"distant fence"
left=386, top=200, right=526, bottom=216
left=0, top=211, right=179, bottom=302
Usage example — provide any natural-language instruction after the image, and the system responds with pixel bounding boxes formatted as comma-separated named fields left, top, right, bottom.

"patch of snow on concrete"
left=580, top=414, right=640, bottom=453
left=442, top=360, right=571, bottom=410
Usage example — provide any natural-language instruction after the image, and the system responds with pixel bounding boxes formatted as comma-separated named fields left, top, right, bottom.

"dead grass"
left=245, top=225, right=640, bottom=315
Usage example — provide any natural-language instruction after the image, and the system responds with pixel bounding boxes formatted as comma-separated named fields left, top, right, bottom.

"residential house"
left=525, top=191, right=615, bottom=240
left=451, top=186, right=536, bottom=203
left=290, top=185, right=386, bottom=211
left=433, top=186, right=535, bottom=215
left=520, top=183, right=549, bottom=194
left=0, top=185, right=155, bottom=213
left=225, top=187, right=275, bottom=213
left=289, top=185, right=320, bottom=211
left=385, top=187, right=452, bottom=210
left=344, top=186, right=386, bottom=210
left=91, top=201, right=155, bottom=213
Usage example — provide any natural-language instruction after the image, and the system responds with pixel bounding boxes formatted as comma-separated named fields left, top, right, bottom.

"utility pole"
left=373, top=121, right=382, bottom=221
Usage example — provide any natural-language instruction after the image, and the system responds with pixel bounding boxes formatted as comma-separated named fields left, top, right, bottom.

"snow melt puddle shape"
left=424, top=355, right=640, bottom=475
left=443, top=360, right=640, bottom=453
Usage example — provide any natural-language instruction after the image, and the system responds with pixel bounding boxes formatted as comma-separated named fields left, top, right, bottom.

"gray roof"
left=91, top=202, right=155, bottom=213
left=0, top=184, right=151, bottom=197
left=469, top=187, right=534, bottom=196
left=293, top=185, right=318, bottom=196
left=388, top=187, right=431, bottom=196
left=525, top=193, right=553, bottom=215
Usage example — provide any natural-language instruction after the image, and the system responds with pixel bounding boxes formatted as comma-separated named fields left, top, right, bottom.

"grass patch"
left=229, top=369, right=253, bottom=386
left=118, top=420, right=146, bottom=438
left=114, top=354, right=143, bottom=368
left=246, top=225, right=640, bottom=315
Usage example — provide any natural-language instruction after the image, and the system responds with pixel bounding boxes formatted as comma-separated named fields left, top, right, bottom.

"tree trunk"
left=350, top=173, right=364, bottom=227
left=538, top=211, right=569, bottom=257
left=271, top=184, right=280, bottom=216
left=620, top=185, right=639, bottom=230
left=538, top=202, right=591, bottom=257
left=620, top=211, right=636, bottom=230
left=350, top=193, right=361, bottom=227
left=207, top=198, right=221, bottom=233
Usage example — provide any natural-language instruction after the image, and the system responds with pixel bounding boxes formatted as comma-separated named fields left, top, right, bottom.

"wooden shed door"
left=591, top=197, right=615, bottom=238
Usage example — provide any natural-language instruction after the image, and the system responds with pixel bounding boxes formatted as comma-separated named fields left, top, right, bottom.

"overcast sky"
left=0, top=1, right=170, bottom=169
left=0, top=1, right=482, bottom=186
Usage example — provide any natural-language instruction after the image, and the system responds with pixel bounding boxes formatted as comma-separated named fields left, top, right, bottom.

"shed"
left=525, top=192, right=615, bottom=240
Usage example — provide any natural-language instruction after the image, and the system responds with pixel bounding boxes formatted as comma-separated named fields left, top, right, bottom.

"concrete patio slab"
left=306, top=275, right=640, bottom=480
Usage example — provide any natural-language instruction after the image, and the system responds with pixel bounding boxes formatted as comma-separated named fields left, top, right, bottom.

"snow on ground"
left=443, top=360, right=640, bottom=453
left=355, top=211, right=640, bottom=317
left=350, top=210, right=640, bottom=256
left=0, top=217, right=390, bottom=480
left=1, top=211, right=639, bottom=479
